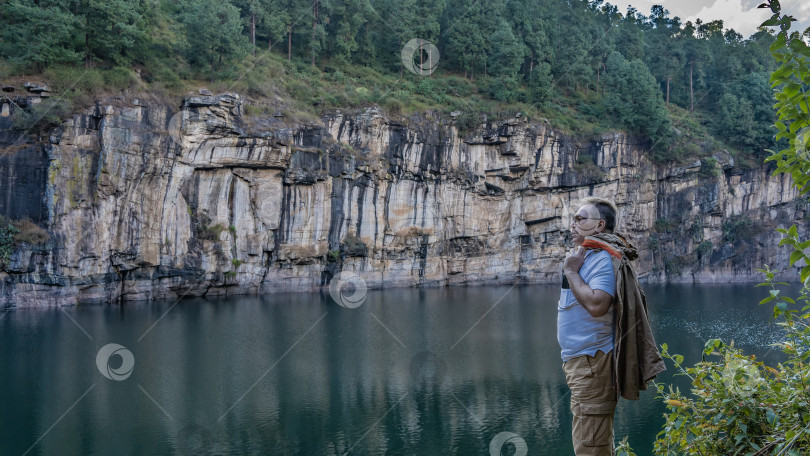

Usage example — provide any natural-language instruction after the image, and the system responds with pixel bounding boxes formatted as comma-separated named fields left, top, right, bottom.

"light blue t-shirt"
left=557, top=249, right=616, bottom=362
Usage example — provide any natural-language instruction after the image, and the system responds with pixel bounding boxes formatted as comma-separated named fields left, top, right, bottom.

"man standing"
left=558, top=197, right=665, bottom=456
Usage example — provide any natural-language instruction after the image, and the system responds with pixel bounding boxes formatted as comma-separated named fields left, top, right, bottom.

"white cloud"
left=789, top=2, right=810, bottom=27
left=685, top=0, right=772, bottom=36
left=606, top=0, right=810, bottom=37
left=780, top=2, right=810, bottom=36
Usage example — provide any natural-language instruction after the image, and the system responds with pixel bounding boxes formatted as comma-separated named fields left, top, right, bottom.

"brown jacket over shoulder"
left=582, top=232, right=666, bottom=400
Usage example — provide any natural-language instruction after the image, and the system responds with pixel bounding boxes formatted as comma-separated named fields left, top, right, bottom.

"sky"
left=606, top=0, right=810, bottom=38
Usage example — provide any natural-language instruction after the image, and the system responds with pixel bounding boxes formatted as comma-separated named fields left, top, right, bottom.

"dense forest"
left=1, top=0, right=805, bottom=163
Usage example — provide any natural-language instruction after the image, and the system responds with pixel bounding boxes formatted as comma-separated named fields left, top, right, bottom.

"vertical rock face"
left=0, top=93, right=806, bottom=307
left=0, top=118, right=48, bottom=222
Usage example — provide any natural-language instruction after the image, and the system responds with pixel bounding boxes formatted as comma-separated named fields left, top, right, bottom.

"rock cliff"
left=0, top=89, right=807, bottom=307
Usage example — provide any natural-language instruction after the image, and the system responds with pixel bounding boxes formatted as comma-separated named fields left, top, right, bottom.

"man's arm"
left=562, top=247, right=613, bottom=318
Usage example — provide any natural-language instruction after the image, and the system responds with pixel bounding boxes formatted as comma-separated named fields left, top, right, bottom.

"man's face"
left=570, top=204, right=605, bottom=246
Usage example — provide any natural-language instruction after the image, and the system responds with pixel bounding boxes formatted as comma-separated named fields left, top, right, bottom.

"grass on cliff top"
left=2, top=50, right=611, bottom=137
left=665, top=105, right=720, bottom=165
left=7, top=51, right=748, bottom=167
left=3, top=50, right=744, bottom=167
left=662, top=104, right=765, bottom=169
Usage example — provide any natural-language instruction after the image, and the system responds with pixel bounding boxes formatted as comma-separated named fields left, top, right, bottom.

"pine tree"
left=74, top=0, right=146, bottom=67
left=0, top=0, right=81, bottom=71
left=390, top=0, right=445, bottom=77
left=602, top=51, right=671, bottom=154
left=326, top=0, right=372, bottom=63
left=487, top=19, right=525, bottom=78
left=178, top=0, right=249, bottom=74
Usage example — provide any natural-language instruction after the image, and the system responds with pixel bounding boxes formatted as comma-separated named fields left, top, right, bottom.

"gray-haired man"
left=559, top=197, right=618, bottom=456
left=558, top=196, right=666, bottom=456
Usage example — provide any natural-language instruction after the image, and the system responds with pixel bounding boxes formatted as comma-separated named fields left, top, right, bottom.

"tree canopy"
left=2, top=0, right=804, bottom=163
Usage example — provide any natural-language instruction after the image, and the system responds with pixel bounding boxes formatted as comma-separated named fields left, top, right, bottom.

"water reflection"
left=0, top=283, right=792, bottom=455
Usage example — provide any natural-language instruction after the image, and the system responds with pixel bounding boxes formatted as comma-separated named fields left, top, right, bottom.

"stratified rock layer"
left=0, top=93, right=806, bottom=307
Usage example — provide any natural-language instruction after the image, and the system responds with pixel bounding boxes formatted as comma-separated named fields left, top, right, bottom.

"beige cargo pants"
left=562, top=349, right=617, bottom=456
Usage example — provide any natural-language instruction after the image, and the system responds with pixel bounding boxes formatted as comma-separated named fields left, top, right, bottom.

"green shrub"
left=149, top=64, right=183, bottom=89
left=0, top=217, right=48, bottom=269
left=102, top=67, right=136, bottom=91
left=340, top=234, right=367, bottom=257
left=284, top=79, right=312, bottom=101
left=43, top=65, right=104, bottom=93
left=193, top=212, right=227, bottom=241
left=455, top=111, right=480, bottom=136
left=0, top=218, right=19, bottom=268
left=689, top=220, right=704, bottom=242
left=684, top=143, right=702, bottom=158
left=664, top=255, right=688, bottom=275
left=443, top=75, right=475, bottom=97
left=670, top=143, right=703, bottom=163
left=722, top=216, right=763, bottom=244
left=696, top=240, right=713, bottom=257
left=699, top=157, right=721, bottom=179
left=324, top=67, right=349, bottom=84
left=415, top=78, right=437, bottom=99
left=380, top=96, right=404, bottom=115
left=242, top=70, right=277, bottom=97
left=347, top=86, right=372, bottom=106
left=488, top=76, right=520, bottom=103
left=202, top=224, right=226, bottom=241
left=616, top=438, right=638, bottom=456
left=655, top=267, right=810, bottom=455
left=654, top=218, right=672, bottom=233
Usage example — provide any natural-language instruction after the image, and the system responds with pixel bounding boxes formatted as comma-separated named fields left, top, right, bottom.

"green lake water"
left=0, top=284, right=791, bottom=455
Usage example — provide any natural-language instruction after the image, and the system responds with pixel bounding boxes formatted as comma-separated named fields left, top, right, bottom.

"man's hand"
left=563, top=246, right=587, bottom=275
left=563, top=246, right=613, bottom=318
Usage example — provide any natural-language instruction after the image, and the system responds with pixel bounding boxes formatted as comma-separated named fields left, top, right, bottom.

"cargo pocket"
left=564, top=357, right=601, bottom=402
left=574, top=402, right=615, bottom=447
